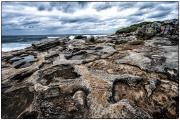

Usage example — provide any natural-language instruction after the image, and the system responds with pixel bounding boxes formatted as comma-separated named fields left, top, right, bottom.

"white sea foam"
left=2, top=43, right=31, bottom=51
left=69, top=35, right=75, bottom=40
left=69, top=35, right=107, bottom=40
left=47, top=36, right=59, bottom=39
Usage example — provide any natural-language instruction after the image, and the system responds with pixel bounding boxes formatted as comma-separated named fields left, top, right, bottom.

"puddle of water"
left=11, top=55, right=35, bottom=68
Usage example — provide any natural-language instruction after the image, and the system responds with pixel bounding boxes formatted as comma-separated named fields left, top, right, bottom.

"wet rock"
left=8, top=55, right=35, bottom=69
left=8, top=56, right=23, bottom=63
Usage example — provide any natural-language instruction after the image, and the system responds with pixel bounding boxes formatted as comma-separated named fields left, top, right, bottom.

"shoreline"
left=2, top=34, right=108, bottom=52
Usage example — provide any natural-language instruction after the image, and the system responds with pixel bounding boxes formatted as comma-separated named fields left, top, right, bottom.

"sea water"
left=2, top=35, right=63, bottom=51
left=2, top=34, right=107, bottom=52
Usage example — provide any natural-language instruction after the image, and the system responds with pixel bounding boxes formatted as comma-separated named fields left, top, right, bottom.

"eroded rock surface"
left=1, top=19, right=179, bottom=119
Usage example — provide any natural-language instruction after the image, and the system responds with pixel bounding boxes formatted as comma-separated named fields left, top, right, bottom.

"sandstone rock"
left=108, top=99, right=152, bottom=118
left=145, top=79, right=161, bottom=97
left=113, top=74, right=143, bottom=87
left=1, top=87, right=34, bottom=119
left=136, top=19, right=178, bottom=40
left=34, top=83, right=49, bottom=92
left=1, top=19, right=178, bottom=119
left=73, top=90, right=86, bottom=106
left=32, top=38, right=65, bottom=51
left=43, top=87, right=60, bottom=98
left=116, top=52, right=152, bottom=70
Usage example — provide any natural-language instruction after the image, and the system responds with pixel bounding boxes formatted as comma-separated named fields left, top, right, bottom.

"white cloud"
left=2, top=1, right=178, bottom=35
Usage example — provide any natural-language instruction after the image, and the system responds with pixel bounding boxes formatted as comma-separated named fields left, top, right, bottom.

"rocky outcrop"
left=136, top=19, right=179, bottom=41
left=32, top=38, right=66, bottom=51
left=1, top=19, right=179, bottom=119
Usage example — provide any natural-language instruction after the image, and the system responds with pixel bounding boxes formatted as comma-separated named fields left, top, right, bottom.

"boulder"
left=32, top=38, right=65, bottom=51
left=73, top=90, right=86, bottom=107
left=136, top=22, right=161, bottom=40
left=136, top=19, right=178, bottom=40
left=74, top=35, right=87, bottom=39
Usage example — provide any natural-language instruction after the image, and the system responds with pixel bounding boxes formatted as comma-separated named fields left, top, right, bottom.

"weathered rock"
left=8, top=56, right=23, bottom=63
left=43, top=87, right=60, bottom=99
left=137, top=22, right=161, bottom=39
left=113, top=74, right=143, bottom=87
left=87, top=36, right=95, bottom=42
left=1, top=87, right=34, bottom=119
left=74, top=35, right=87, bottom=39
left=32, top=38, right=65, bottom=51
left=145, top=79, right=161, bottom=97
left=136, top=19, right=178, bottom=40
left=107, top=99, right=152, bottom=119
left=1, top=19, right=178, bottom=119
left=10, top=68, right=36, bottom=82
left=116, top=52, right=152, bottom=70
left=37, top=64, right=81, bottom=85
left=73, top=90, right=86, bottom=107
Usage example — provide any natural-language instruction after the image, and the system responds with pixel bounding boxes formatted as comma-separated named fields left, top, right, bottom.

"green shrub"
left=116, top=22, right=152, bottom=34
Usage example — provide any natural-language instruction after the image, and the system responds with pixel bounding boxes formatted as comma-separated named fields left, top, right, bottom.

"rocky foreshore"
left=1, top=19, right=179, bottom=119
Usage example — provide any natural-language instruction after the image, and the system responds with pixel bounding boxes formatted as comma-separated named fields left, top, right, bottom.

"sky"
left=2, top=1, right=179, bottom=35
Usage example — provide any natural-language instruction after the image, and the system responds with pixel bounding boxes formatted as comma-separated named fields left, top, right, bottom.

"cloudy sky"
left=2, top=2, right=178, bottom=35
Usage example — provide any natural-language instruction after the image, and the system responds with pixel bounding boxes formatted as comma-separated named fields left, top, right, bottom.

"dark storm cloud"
left=139, top=2, right=156, bottom=10
left=93, top=2, right=112, bottom=11
left=60, top=17, right=99, bottom=24
left=22, top=21, right=39, bottom=26
left=2, top=1, right=178, bottom=35
left=36, top=2, right=88, bottom=13
left=147, top=10, right=172, bottom=18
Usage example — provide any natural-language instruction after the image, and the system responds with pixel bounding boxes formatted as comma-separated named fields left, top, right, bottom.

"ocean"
left=2, top=35, right=107, bottom=52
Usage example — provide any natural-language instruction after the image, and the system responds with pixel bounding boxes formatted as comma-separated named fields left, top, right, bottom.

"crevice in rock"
left=38, top=86, right=89, bottom=118
left=18, top=111, right=38, bottom=119
left=1, top=87, right=34, bottom=119
left=40, top=64, right=81, bottom=85
left=11, top=69, right=35, bottom=82
left=118, top=63, right=177, bottom=82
